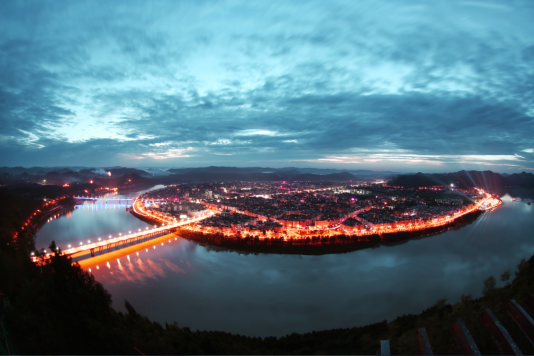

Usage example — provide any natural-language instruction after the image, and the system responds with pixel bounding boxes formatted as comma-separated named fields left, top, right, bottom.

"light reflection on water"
left=35, top=186, right=165, bottom=250
left=93, top=254, right=189, bottom=285
left=36, top=188, right=534, bottom=337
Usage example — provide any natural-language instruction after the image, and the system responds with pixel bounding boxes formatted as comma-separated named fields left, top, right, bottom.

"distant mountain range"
left=1, top=165, right=533, bottom=187
left=389, top=170, right=534, bottom=189
left=0, top=165, right=399, bottom=182
left=159, top=171, right=362, bottom=183
left=166, top=166, right=399, bottom=176
left=0, top=166, right=153, bottom=178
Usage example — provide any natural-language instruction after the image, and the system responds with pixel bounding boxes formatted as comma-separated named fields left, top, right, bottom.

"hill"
left=389, top=170, right=534, bottom=189
left=105, top=167, right=152, bottom=177
left=291, top=172, right=359, bottom=182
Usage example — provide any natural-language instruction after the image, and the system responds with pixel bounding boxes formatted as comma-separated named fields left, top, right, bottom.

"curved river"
left=35, top=187, right=534, bottom=337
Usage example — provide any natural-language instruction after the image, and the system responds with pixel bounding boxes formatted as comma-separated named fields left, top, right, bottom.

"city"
left=133, top=182, right=501, bottom=244
left=1, top=0, right=534, bottom=354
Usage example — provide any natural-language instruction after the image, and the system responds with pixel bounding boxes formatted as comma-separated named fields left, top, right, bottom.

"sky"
left=1, top=0, right=533, bottom=173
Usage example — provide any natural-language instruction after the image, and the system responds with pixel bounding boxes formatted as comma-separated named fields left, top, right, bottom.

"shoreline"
left=30, top=198, right=76, bottom=233
left=129, top=206, right=163, bottom=226
left=174, top=209, right=485, bottom=255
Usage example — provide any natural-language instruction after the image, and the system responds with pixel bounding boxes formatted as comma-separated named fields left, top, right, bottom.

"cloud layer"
left=1, top=0, right=533, bottom=171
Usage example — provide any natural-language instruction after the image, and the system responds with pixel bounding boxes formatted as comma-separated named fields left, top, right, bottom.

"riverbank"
left=4, top=233, right=534, bottom=354
left=175, top=209, right=485, bottom=255
left=29, top=198, right=76, bottom=233
left=128, top=205, right=162, bottom=226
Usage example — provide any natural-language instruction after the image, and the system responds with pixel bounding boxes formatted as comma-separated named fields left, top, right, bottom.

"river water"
left=35, top=187, right=534, bottom=337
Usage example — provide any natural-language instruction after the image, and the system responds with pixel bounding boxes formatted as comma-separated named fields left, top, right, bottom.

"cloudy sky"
left=1, top=0, right=533, bottom=172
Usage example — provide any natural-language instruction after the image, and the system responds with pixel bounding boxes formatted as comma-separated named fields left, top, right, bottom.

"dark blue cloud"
left=0, top=0, right=533, bottom=172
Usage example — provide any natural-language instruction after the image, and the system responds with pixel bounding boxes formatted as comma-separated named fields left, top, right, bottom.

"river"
left=35, top=187, right=534, bottom=337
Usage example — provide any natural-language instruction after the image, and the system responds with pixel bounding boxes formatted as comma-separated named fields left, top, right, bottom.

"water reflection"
left=91, top=254, right=189, bottom=285
left=87, top=235, right=191, bottom=284
left=35, top=186, right=165, bottom=250
left=93, top=189, right=533, bottom=337
left=39, top=187, right=534, bottom=337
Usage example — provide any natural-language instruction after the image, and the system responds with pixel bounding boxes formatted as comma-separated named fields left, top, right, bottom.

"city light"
left=38, top=184, right=500, bottom=266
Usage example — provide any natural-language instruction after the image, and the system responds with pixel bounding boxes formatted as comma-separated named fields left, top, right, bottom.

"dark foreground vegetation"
left=2, top=191, right=534, bottom=354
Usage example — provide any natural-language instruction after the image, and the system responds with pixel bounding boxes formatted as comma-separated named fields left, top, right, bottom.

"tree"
left=515, top=258, right=527, bottom=277
left=49, top=240, right=57, bottom=253
left=434, top=298, right=447, bottom=309
left=483, top=276, right=496, bottom=296
left=500, top=270, right=511, bottom=285
left=460, top=294, right=472, bottom=306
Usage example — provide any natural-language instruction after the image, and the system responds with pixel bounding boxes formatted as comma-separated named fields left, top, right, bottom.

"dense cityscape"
left=2, top=0, right=534, bottom=354
left=134, top=182, right=501, bottom=241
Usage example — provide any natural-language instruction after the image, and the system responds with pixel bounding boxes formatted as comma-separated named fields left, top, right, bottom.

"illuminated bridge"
left=74, top=196, right=134, bottom=202
left=36, top=205, right=214, bottom=262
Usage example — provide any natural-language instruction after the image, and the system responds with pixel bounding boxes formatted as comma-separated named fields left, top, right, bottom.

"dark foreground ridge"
left=3, top=243, right=534, bottom=354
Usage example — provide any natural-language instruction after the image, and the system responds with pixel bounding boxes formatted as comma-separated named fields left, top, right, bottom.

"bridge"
left=36, top=199, right=214, bottom=262
left=74, top=196, right=134, bottom=202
